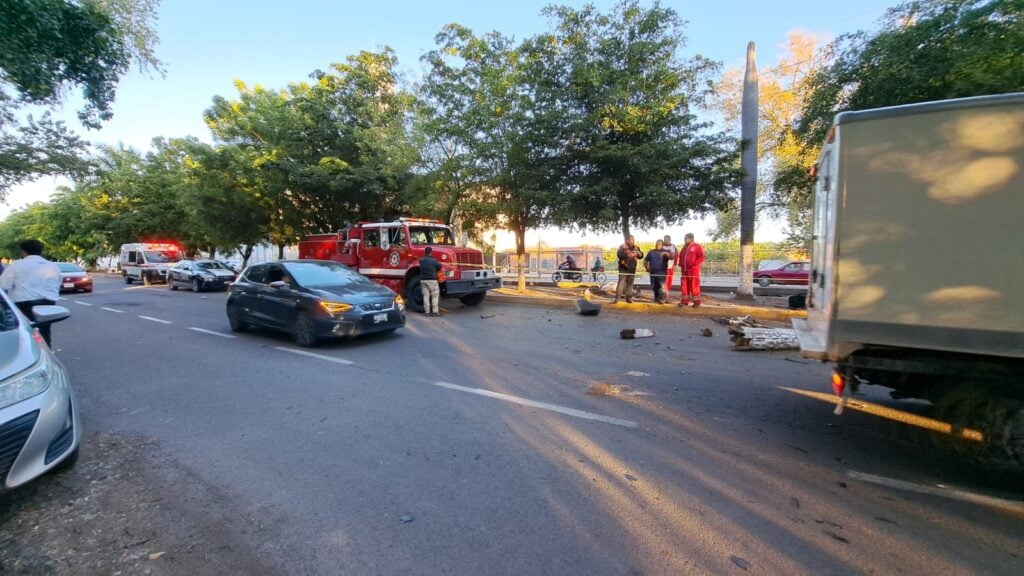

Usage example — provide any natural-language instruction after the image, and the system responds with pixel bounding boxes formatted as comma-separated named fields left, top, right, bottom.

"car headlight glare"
left=0, top=352, right=56, bottom=411
left=320, top=301, right=353, bottom=314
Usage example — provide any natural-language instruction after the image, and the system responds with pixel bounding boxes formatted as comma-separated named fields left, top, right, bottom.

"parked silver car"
left=0, top=290, right=79, bottom=491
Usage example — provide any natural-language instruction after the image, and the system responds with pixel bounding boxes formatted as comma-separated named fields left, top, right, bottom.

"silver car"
left=0, top=290, right=79, bottom=491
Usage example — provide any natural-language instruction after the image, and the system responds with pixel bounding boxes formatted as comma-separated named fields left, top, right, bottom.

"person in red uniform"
left=677, top=233, right=705, bottom=307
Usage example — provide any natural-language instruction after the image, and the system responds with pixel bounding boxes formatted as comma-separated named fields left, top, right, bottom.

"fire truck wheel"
left=292, top=311, right=318, bottom=347
left=404, top=276, right=426, bottom=313
left=459, top=292, right=486, bottom=306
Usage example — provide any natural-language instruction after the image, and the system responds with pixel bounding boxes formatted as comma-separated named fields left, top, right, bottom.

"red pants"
left=665, top=267, right=675, bottom=293
left=680, top=269, right=701, bottom=303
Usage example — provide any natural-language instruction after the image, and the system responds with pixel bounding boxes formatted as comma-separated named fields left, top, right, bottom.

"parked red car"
left=754, top=261, right=809, bottom=287
left=57, top=263, right=93, bottom=293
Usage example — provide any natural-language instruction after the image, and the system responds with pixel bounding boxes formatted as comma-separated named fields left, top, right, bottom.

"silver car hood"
left=0, top=327, right=40, bottom=381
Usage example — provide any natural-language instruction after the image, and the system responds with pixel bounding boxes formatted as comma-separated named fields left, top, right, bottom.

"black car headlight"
left=0, top=352, right=57, bottom=411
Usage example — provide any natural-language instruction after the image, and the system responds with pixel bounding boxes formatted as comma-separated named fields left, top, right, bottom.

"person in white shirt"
left=0, top=239, right=62, bottom=346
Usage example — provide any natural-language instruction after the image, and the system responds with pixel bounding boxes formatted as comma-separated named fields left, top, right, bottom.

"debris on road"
left=729, top=326, right=799, bottom=351
left=620, top=328, right=655, bottom=339
left=586, top=383, right=621, bottom=397
left=480, top=314, right=496, bottom=319
left=149, top=552, right=166, bottom=561
left=576, top=288, right=602, bottom=316
left=400, top=515, right=414, bottom=524
left=625, top=371, right=650, bottom=377
left=624, top=474, right=638, bottom=482
left=701, top=328, right=713, bottom=337
left=730, top=556, right=752, bottom=571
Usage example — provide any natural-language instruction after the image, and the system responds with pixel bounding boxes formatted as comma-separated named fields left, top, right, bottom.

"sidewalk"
left=487, top=285, right=806, bottom=323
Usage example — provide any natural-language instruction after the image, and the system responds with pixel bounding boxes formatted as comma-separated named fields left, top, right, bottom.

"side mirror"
left=31, top=305, right=71, bottom=326
left=269, top=281, right=289, bottom=290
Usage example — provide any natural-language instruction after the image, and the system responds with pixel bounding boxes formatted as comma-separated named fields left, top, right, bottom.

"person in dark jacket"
left=644, top=239, right=670, bottom=303
left=613, top=236, right=643, bottom=304
left=417, top=247, right=442, bottom=316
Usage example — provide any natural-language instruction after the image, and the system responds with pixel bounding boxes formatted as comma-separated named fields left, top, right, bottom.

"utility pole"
left=738, top=41, right=758, bottom=300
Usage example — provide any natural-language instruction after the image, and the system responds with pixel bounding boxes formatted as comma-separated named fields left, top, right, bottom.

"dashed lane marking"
left=274, top=347, right=354, bottom=365
left=139, top=315, right=173, bottom=324
left=101, top=307, right=125, bottom=313
left=848, top=470, right=1024, bottom=515
left=187, top=327, right=236, bottom=339
left=434, top=381, right=638, bottom=428
left=74, top=301, right=93, bottom=306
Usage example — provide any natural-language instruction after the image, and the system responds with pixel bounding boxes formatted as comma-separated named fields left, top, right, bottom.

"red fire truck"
left=298, top=218, right=500, bottom=312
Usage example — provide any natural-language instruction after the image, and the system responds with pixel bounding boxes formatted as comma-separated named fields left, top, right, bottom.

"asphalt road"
left=2, top=275, right=1021, bottom=575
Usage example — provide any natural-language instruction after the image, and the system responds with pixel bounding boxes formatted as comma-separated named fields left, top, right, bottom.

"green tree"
left=422, top=25, right=561, bottom=291
left=800, top=0, right=1024, bottom=145
left=542, top=1, right=741, bottom=241
left=0, top=0, right=163, bottom=198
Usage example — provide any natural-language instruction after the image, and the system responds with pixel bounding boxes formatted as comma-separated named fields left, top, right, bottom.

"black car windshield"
left=407, top=226, right=455, bottom=246
left=196, top=261, right=231, bottom=270
left=283, top=262, right=369, bottom=287
left=143, top=250, right=182, bottom=263
left=57, top=263, right=84, bottom=273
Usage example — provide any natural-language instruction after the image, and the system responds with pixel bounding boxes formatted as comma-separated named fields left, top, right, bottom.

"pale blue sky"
left=4, top=0, right=896, bottom=245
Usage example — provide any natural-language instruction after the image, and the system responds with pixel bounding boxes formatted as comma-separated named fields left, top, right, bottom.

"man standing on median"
left=417, top=247, right=442, bottom=317
left=644, top=239, right=669, bottom=304
left=613, top=235, right=643, bottom=304
left=677, top=233, right=705, bottom=308
left=662, top=235, right=677, bottom=303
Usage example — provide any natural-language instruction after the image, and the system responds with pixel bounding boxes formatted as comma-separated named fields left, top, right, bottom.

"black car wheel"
left=756, top=276, right=771, bottom=287
left=459, top=292, right=486, bottom=306
left=292, top=311, right=318, bottom=347
left=168, top=277, right=177, bottom=290
left=403, top=275, right=425, bottom=313
left=227, top=303, right=248, bottom=332
left=192, top=278, right=201, bottom=292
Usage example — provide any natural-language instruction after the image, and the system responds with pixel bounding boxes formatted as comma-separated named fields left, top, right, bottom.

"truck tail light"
left=831, top=371, right=845, bottom=397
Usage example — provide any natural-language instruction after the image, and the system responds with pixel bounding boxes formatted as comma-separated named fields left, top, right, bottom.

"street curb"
left=487, top=294, right=806, bottom=322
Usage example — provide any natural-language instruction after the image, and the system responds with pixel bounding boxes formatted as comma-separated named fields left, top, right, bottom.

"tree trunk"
left=738, top=41, right=759, bottom=300
left=619, top=206, right=632, bottom=242
left=278, top=244, right=285, bottom=260
left=515, top=223, right=527, bottom=293
left=238, top=245, right=254, bottom=269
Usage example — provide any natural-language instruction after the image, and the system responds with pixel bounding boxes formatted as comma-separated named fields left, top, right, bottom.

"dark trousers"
left=650, top=274, right=666, bottom=302
left=16, top=299, right=56, bottom=347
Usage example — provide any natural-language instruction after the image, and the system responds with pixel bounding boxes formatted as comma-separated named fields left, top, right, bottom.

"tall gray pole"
left=738, top=41, right=758, bottom=299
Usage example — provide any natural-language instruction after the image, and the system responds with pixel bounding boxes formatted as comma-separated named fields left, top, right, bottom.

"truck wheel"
left=935, top=385, right=1024, bottom=466
left=142, top=273, right=152, bottom=287
left=404, top=276, right=425, bottom=313
left=459, top=292, right=486, bottom=306
left=757, top=276, right=771, bottom=287
left=124, top=273, right=132, bottom=285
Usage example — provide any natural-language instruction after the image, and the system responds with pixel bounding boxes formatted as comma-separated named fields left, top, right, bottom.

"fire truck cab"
left=298, top=218, right=499, bottom=312
left=119, top=242, right=183, bottom=285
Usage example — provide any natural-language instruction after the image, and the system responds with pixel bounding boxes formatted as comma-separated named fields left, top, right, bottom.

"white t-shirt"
left=663, top=243, right=677, bottom=269
left=0, top=255, right=62, bottom=302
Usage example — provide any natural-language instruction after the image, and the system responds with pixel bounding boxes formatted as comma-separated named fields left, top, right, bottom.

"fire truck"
left=298, top=218, right=500, bottom=312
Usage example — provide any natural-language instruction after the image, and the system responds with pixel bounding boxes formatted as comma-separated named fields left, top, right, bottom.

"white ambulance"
left=119, top=242, right=183, bottom=285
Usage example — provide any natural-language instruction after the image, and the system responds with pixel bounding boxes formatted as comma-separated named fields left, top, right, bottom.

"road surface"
left=2, top=275, right=1021, bottom=575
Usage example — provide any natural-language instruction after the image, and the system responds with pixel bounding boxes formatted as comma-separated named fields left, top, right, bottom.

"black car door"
left=258, top=264, right=301, bottom=327
left=234, top=264, right=273, bottom=326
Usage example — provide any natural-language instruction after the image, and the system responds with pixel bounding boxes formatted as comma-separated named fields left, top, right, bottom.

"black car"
left=168, top=259, right=238, bottom=292
left=226, top=260, right=405, bottom=346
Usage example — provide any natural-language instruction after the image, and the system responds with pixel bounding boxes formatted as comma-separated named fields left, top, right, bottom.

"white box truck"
left=792, top=93, right=1024, bottom=462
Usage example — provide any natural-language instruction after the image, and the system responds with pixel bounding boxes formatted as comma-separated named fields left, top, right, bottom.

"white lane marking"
left=139, top=315, right=173, bottom=325
left=848, top=470, right=1024, bottom=515
left=101, top=307, right=125, bottom=313
left=274, top=347, right=354, bottom=365
left=434, top=381, right=638, bottom=428
left=187, top=327, right=236, bottom=339
left=74, top=301, right=93, bottom=306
